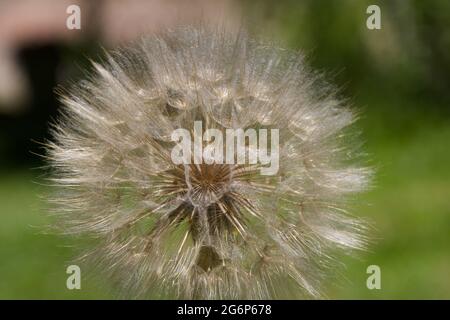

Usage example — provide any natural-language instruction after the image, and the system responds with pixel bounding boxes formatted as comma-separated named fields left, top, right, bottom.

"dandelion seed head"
left=47, top=25, right=371, bottom=299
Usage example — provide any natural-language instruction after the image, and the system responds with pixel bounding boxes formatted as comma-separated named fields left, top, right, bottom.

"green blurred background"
left=0, top=0, right=449, bottom=299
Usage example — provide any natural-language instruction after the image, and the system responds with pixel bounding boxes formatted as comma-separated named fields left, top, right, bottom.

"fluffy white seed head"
left=47, top=25, right=371, bottom=299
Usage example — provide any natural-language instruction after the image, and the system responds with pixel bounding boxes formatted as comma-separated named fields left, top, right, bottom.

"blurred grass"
left=328, top=94, right=450, bottom=299
left=0, top=94, right=449, bottom=299
left=0, top=171, right=112, bottom=299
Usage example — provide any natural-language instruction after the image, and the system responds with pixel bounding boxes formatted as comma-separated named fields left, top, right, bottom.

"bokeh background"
left=0, top=0, right=449, bottom=299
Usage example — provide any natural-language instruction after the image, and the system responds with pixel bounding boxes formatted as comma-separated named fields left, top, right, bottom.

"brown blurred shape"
left=0, top=0, right=236, bottom=113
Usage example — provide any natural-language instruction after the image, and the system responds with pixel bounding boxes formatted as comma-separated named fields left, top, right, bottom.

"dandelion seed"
left=47, top=25, right=371, bottom=299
